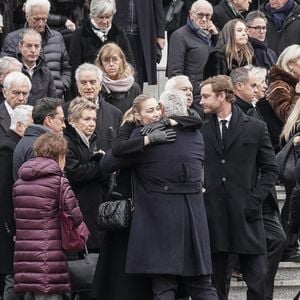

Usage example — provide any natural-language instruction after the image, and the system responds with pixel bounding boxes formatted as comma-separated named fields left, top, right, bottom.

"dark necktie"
left=221, top=119, right=228, bottom=149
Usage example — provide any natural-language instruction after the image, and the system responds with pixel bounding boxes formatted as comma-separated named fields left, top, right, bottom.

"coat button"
left=163, top=185, right=169, bottom=191
left=222, top=177, right=226, bottom=182
left=221, top=159, right=226, bottom=164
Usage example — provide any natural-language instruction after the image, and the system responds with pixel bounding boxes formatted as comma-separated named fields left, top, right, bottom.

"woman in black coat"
left=69, top=0, right=135, bottom=93
left=95, top=43, right=141, bottom=114
left=203, top=19, right=255, bottom=78
left=64, top=97, right=108, bottom=251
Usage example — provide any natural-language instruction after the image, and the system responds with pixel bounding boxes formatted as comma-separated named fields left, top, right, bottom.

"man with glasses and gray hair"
left=246, top=10, right=277, bottom=69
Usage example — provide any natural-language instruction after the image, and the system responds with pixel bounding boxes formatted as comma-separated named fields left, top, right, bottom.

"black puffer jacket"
left=261, top=1, right=300, bottom=56
left=2, top=24, right=71, bottom=98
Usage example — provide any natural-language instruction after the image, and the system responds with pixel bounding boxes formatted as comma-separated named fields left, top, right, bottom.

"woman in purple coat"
left=13, top=132, right=85, bottom=300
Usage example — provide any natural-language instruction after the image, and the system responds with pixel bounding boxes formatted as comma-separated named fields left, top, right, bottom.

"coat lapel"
left=204, top=116, right=223, bottom=156
left=226, top=105, right=247, bottom=150
left=0, top=103, right=11, bottom=132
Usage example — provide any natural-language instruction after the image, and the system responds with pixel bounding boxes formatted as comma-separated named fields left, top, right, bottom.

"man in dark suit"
left=200, top=75, right=278, bottom=300
left=0, top=105, right=33, bottom=300
left=72, top=63, right=122, bottom=151
left=231, top=67, right=287, bottom=300
left=0, top=71, right=31, bottom=140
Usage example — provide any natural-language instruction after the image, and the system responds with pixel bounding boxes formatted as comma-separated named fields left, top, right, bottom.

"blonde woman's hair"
left=277, top=44, right=300, bottom=74
left=95, top=42, right=134, bottom=79
left=68, top=97, right=98, bottom=123
left=218, top=19, right=253, bottom=70
left=281, top=99, right=300, bottom=141
left=122, top=94, right=159, bottom=125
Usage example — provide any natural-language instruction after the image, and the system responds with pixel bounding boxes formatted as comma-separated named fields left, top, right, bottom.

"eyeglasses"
left=31, top=17, right=47, bottom=23
left=247, top=26, right=267, bottom=32
left=191, top=11, right=212, bottom=20
left=22, top=43, right=41, bottom=51
left=102, top=57, right=121, bottom=65
left=79, top=80, right=99, bottom=86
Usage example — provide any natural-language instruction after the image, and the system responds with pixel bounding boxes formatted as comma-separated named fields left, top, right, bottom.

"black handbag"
left=164, top=0, right=184, bottom=32
left=98, top=192, right=133, bottom=231
left=67, top=246, right=99, bottom=293
left=98, top=174, right=134, bottom=231
left=276, top=132, right=300, bottom=185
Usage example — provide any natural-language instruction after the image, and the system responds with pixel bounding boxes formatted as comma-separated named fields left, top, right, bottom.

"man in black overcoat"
left=200, top=75, right=278, bottom=300
left=0, top=105, right=33, bottom=300
left=231, top=67, right=286, bottom=300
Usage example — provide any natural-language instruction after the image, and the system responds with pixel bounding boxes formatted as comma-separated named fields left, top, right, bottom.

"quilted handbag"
left=276, top=132, right=300, bottom=185
left=164, top=0, right=184, bottom=32
left=98, top=193, right=133, bottom=231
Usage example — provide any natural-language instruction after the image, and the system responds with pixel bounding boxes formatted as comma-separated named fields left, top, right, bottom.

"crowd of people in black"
left=1, top=0, right=300, bottom=299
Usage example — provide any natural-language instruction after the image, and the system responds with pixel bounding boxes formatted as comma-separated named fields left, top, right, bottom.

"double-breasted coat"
left=101, top=128, right=213, bottom=275
left=200, top=106, right=278, bottom=254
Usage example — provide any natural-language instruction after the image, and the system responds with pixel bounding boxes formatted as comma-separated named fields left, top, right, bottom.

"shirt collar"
left=4, top=101, right=14, bottom=116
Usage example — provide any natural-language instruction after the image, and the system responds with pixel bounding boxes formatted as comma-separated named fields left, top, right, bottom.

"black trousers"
left=151, top=275, right=218, bottom=300
left=263, top=212, right=286, bottom=300
left=212, top=252, right=267, bottom=300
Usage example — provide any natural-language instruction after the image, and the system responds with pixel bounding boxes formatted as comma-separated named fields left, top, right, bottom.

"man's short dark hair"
left=32, top=97, right=63, bottom=125
left=245, top=10, right=267, bottom=26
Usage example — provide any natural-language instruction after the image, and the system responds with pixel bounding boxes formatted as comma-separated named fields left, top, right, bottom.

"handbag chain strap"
left=58, top=176, right=65, bottom=212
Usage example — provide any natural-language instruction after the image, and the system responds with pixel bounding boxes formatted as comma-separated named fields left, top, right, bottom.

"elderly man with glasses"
left=167, top=0, right=218, bottom=118
left=246, top=10, right=277, bottom=69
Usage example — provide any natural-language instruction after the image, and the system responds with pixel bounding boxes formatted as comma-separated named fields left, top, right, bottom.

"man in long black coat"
left=200, top=75, right=278, bottom=300
left=113, top=0, right=165, bottom=87
left=0, top=104, right=33, bottom=300
left=100, top=95, right=218, bottom=300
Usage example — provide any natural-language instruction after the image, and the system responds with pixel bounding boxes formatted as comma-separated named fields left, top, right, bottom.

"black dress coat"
left=249, top=37, right=277, bottom=70
left=0, top=102, right=11, bottom=140
left=113, top=0, right=165, bottom=85
left=64, top=123, right=108, bottom=250
left=212, top=0, right=238, bottom=31
left=101, top=128, right=212, bottom=275
left=69, top=18, right=135, bottom=82
left=0, top=130, right=21, bottom=275
left=200, top=105, right=278, bottom=254
left=100, top=82, right=141, bottom=115
left=261, top=1, right=300, bottom=56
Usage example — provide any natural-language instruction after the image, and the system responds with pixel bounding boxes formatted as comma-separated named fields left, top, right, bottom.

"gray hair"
left=75, top=63, right=103, bottom=83
left=0, top=56, right=22, bottom=76
left=89, top=0, right=116, bottom=18
left=245, top=10, right=267, bottom=26
left=159, top=91, right=188, bottom=117
left=277, top=44, right=300, bottom=74
left=3, top=71, right=32, bottom=91
left=165, top=75, right=191, bottom=91
left=230, top=67, right=250, bottom=86
left=191, top=0, right=213, bottom=11
left=10, top=105, right=33, bottom=130
left=25, top=0, right=51, bottom=16
left=19, top=28, right=42, bottom=45
left=244, top=65, right=267, bottom=82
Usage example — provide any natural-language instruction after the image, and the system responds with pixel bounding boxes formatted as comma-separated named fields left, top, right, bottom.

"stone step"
left=229, top=279, right=300, bottom=299
left=228, top=262, right=300, bottom=299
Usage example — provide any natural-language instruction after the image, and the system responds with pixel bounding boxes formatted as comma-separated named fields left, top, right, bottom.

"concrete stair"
left=228, top=185, right=300, bottom=300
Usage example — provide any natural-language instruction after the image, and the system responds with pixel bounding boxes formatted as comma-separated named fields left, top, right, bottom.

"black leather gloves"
left=147, top=128, right=176, bottom=145
left=140, top=118, right=172, bottom=135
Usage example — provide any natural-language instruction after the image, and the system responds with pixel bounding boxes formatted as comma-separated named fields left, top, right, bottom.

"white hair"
left=75, top=63, right=103, bottom=83
left=25, top=0, right=51, bottom=16
left=89, top=0, right=116, bottom=18
left=159, top=91, right=188, bottom=117
left=3, top=71, right=32, bottom=91
left=165, top=75, right=191, bottom=91
left=10, top=105, right=33, bottom=130
left=191, top=0, right=213, bottom=11
left=0, top=56, right=22, bottom=76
